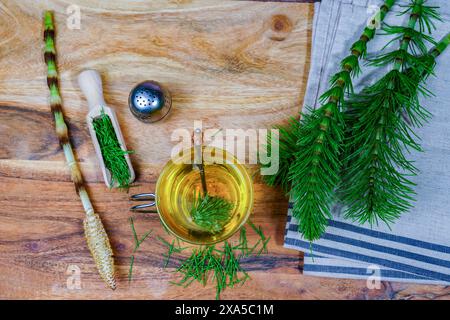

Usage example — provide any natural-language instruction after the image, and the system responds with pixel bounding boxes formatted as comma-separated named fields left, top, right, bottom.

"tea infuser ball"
left=128, top=80, right=172, bottom=123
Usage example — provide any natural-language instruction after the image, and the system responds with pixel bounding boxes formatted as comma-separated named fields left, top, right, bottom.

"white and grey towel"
left=285, top=0, right=450, bottom=285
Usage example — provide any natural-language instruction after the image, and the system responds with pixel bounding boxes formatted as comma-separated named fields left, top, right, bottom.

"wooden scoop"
left=77, top=69, right=135, bottom=188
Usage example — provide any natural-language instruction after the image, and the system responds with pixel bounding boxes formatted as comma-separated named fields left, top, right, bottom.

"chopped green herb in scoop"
left=92, top=109, right=133, bottom=190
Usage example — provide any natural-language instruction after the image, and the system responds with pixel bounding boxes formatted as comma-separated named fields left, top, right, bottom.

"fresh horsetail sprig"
left=92, top=109, right=134, bottom=190
left=277, top=0, right=396, bottom=241
left=43, top=11, right=116, bottom=290
left=237, top=226, right=249, bottom=256
left=262, top=117, right=302, bottom=194
left=340, top=1, right=445, bottom=225
left=261, top=0, right=397, bottom=199
left=190, top=192, right=234, bottom=233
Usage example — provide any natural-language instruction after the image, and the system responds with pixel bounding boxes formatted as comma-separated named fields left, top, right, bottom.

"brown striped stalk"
left=43, top=11, right=116, bottom=290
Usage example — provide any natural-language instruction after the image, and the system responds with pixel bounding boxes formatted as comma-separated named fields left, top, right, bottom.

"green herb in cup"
left=190, top=191, right=234, bottom=234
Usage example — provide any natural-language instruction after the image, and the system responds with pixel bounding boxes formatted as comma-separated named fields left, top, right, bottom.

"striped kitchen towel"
left=284, top=0, right=450, bottom=285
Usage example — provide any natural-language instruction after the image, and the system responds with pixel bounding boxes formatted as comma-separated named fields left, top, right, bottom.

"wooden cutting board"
left=0, top=0, right=447, bottom=299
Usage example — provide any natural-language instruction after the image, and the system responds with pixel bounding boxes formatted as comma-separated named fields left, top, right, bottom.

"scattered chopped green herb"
left=222, top=241, right=249, bottom=287
left=92, top=109, right=133, bottom=190
left=172, top=242, right=249, bottom=300
left=158, top=236, right=187, bottom=268
left=128, top=200, right=270, bottom=300
left=128, top=217, right=153, bottom=282
left=167, top=220, right=269, bottom=299
left=128, top=255, right=135, bottom=283
left=339, top=3, right=445, bottom=225
left=248, top=220, right=270, bottom=255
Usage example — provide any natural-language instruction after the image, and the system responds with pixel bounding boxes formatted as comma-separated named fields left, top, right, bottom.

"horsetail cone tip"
left=43, top=11, right=116, bottom=290
left=84, top=213, right=117, bottom=290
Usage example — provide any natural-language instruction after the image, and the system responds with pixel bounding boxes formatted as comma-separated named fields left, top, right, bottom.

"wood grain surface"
left=0, top=0, right=448, bottom=300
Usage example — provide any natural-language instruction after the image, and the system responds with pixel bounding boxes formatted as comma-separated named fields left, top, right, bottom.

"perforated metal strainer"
left=128, top=80, right=172, bottom=123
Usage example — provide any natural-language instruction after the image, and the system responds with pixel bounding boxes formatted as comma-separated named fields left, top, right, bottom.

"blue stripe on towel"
left=304, top=253, right=326, bottom=259
left=303, top=264, right=431, bottom=280
left=287, top=224, right=450, bottom=268
left=287, top=202, right=450, bottom=254
left=328, top=220, right=450, bottom=254
left=285, top=237, right=450, bottom=282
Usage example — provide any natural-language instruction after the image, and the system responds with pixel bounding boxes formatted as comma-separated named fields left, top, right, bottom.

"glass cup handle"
left=130, top=193, right=156, bottom=212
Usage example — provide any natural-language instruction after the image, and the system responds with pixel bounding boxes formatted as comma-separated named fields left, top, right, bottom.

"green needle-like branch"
left=340, top=0, right=445, bottom=225
left=262, top=1, right=397, bottom=197
left=285, top=0, right=397, bottom=241
left=92, top=109, right=134, bottom=190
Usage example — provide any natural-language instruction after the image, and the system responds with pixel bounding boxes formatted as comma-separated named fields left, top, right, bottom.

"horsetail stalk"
left=430, top=33, right=450, bottom=58
left=340, top=0, right=444, bottom=225
left=268, top=0, right=396, bottom=241
left=43, top=11, right=116, bottom=290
